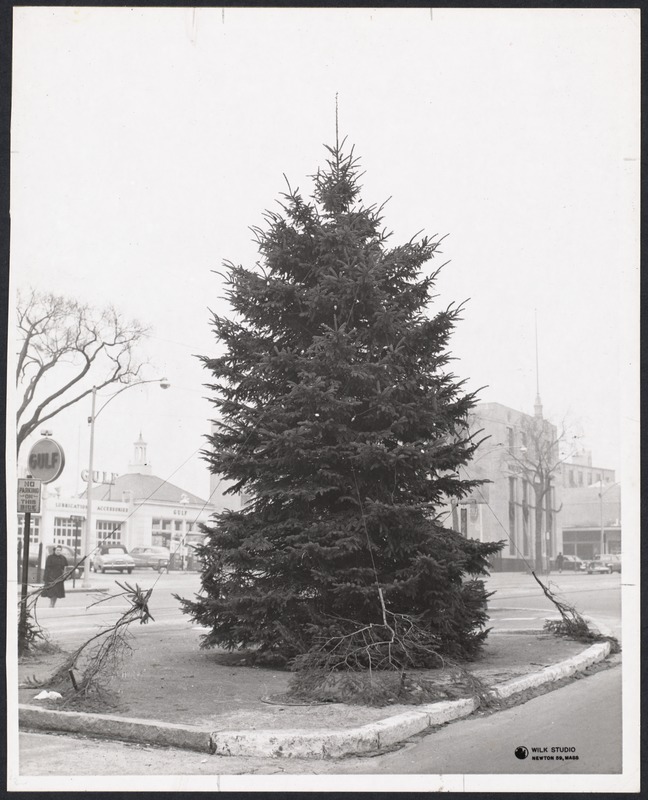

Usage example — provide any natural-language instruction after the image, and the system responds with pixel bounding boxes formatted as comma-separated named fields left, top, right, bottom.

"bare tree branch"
left=15, top=288, right=150, bottom=454
left=500, top=415, right=574, bottom=570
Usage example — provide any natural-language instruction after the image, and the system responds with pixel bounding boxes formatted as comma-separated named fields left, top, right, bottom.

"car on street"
left=129, top=546, right=171, bottom=572
left=550, top=554, right=586, bottom=572
left=92, top=544, right=135, bottom=574
left=27, top=544, right=83, bottom=578
left=609, top=553, right=622, bottom=573
left=585, top=554, right=621, bottom=575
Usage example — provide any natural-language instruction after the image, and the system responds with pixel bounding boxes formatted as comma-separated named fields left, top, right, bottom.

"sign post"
left=18, top=438, right=65, bottom=655
left=70, top=515, right=84, bottom=588
left=18, top=511, right=32, bottom=655
left=17, top=478, right=41, bottom=656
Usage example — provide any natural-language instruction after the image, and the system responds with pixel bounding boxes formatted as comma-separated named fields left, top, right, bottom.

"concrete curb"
left=19, top=585, right=110, bottom=595
left=19, top=706, right=213, bottom=753
left=209, top=641, right=611, bottom=758
left=490, top=641, right=610, bottom=700
left=18, top=632, right=614, bottom=759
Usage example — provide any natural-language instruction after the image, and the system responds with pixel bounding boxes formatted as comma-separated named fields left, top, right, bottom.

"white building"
left=442, top=401, right=562, bottom=572
left=18, top=434, right=215, bottom=566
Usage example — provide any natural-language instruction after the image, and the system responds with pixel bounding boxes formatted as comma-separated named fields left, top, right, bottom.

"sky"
left=9, top=7, right=640, bottom=502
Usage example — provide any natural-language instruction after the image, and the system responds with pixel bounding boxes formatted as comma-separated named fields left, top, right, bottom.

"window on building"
left=96, top=520, right=122, bottom=545
left=578, top=472, right=583, bottom=486
left=53, top=517, right=81, bottom=548
left=152, top=518, right=174, bottom=547
left=507, top=426, right=514, bottom=448
left=460, top=507, right=468, bottom=536
left=18, top=514, right=41, bottom=545
left=569, top=470, right=575, bottom=487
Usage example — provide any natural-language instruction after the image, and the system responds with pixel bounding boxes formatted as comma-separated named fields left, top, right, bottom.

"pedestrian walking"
left=41, top=545, right=68, bottom=607
left=556, top=552, right=564, bottom=573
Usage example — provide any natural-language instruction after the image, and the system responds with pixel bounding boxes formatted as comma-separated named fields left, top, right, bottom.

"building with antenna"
left=18, top=434, right=215, bottom=569
left=208, top=402, right=564, bottom=573
left=447, top=314, right=566, bottom=572
left=85, top=433, right=215, bottom=559
left=451, top=401, right=562, bottom=572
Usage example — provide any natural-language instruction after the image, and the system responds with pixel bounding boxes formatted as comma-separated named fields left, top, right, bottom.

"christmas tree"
left=180, top=142, right=503, bottom=666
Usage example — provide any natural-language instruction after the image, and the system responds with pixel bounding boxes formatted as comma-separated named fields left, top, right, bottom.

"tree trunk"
left=534, top=487, right=544, bottom=572
left=544, top=484, right=553, bottom=565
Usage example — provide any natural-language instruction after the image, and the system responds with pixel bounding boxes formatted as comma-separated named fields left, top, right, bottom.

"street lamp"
left=82, top=378, right=170, bottom=588
left=179, top=493, right=190, bottom=571
left=598, top=480, right=617, bottom=557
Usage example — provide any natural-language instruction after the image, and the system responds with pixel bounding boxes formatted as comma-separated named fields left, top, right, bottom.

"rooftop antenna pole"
left=534, top=308, right=543, bottom=419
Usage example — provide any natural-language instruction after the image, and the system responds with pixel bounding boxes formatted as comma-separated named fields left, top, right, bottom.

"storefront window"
left=152, top=517, right=174, bottom=547
left=96, top=520, right=122, bottom=545
left=53, top=517, right=82, bottom=548
left=18, top=514, right=40, bottom=544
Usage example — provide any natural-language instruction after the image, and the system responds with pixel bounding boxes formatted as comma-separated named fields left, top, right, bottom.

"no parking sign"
left=17, top=478, right=41, bottom=513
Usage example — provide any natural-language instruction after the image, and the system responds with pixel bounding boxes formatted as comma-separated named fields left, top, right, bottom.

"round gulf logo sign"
left=28, top=438, right=66, bottom=483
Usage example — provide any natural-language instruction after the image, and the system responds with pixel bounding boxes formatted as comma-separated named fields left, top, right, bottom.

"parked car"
left=609, top=554, right=622, bottom=573
left=92, top=544, right=135, bottom=574
left=27, top=544, right=83, bottom=578
left=130, top=546, right=171, bottom=572
left=551, top=555, right=586, bottom=572
left=585, top=554, right=621, bottom=575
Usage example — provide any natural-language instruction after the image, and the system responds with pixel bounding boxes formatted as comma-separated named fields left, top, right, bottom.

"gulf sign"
left=28, top=438, right=66, bottom=483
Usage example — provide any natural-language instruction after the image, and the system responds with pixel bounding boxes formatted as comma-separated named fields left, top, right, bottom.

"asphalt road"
left=22, top=569, right=206, bottom=646
left=27, top=569, right=624, bottom=645
left=485, top=571, right=623, bottom=638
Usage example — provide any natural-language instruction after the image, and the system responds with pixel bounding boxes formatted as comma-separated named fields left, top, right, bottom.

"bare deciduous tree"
left=15, top=288, right=149, bottom=454
left=505, top=414, right=568, bottom=571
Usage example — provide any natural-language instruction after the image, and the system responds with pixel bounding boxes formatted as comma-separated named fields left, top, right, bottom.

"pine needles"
left=287, top=610, right=496, bottom=707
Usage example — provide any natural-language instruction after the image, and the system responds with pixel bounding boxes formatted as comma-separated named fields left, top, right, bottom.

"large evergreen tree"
left=181, top=143, right=503, bottom=665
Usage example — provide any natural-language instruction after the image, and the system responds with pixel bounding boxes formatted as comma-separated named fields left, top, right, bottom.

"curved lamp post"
left=82, top=377, right=170, bottom=588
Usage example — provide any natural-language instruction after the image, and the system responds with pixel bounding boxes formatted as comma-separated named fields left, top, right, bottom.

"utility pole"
left=533, top=310, right=545, bottom=570
left=599, top=482, right=607, bottom=555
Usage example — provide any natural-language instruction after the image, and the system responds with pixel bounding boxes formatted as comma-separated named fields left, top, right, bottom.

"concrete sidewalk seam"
left=17, top=634, right=612, bottom=758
